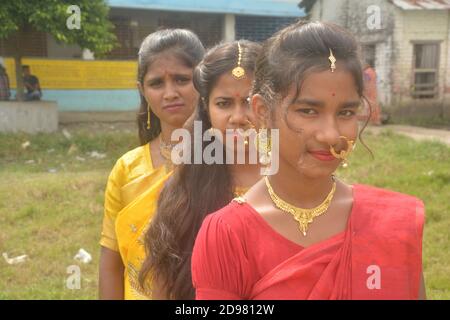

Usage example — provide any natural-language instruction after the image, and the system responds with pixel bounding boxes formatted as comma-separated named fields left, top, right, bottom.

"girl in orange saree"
left=191, top=21, right=425, bottom=300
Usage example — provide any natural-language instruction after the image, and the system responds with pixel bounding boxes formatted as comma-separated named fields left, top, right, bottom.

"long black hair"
left=139, top=40, right=262, bottom=299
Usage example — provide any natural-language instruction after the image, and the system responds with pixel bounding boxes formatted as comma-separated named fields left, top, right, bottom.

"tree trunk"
left=14, top=54, right=24, bottom=101
left=13, top=30, right=24, bottom=101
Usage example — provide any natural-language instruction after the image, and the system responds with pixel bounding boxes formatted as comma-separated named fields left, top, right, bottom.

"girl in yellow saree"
left=138, top=41, right=263, bottom=300
left=99, top=29, right=204, bottom=299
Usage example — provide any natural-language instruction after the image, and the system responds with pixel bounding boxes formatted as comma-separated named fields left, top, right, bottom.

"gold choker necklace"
left=265, top=176, right=336, bottom=236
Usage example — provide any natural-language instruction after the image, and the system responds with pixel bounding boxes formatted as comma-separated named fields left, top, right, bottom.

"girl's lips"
left=163, top=103, right=185, bottom=112
left=308, top=150, right=336, bottom=161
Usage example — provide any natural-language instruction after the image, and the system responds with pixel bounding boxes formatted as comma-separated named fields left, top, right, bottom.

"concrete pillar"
left=223, top=14, right=236, bottom=41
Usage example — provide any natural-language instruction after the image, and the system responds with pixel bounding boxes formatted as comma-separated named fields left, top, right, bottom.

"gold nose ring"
left=329, top=136, right=354, bottom=168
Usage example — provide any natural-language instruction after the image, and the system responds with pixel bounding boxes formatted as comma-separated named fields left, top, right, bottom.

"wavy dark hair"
left=252, top=21, right=373, bottom=154
left=139, top=40, right=262, bottom=299
left=137, top=29, right=205, bottom=145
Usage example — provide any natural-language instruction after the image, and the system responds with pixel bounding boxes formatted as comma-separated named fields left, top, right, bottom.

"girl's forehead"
left=291, top=69, right=359, bottom=97
left=146, top=53, right=192, bottom=74
left=210, top=73, right=253, bottom=95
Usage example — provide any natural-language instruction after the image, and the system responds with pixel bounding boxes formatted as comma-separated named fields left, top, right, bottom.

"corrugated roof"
left=390, top=0, right=450, bottom=10
left=108, top=0, right=305, bottom=17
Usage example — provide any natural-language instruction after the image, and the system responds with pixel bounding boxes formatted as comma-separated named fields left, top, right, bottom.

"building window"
left=108, top=17, right=140, bottom=59
left=158, top=13, right=223, bottom=48
left=412, top=43, right=439, bottom=99
left=0, top=24, right=47, bottom=58
left=236, top=16, right=298, bottom=42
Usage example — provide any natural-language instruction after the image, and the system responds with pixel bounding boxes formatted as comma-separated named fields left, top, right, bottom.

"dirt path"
left=367, top=124, right=450, bottom=146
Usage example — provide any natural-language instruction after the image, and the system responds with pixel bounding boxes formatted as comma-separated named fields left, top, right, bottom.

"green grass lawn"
left=0, top=125, right=449, bottom=299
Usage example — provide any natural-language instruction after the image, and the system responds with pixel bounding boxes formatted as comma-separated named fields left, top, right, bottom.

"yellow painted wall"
left=4, top=58, right=137, bottom=89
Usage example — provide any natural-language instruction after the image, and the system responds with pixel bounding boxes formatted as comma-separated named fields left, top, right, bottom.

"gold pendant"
left=159, top=135, right=175, bottom=170
left=265, top=177, right=336, bottom=236
left=232, top=66, right=245, bottom=79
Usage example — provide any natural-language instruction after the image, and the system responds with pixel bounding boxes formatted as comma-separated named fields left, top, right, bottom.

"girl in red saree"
left=191, top=21, right=426, bottom=300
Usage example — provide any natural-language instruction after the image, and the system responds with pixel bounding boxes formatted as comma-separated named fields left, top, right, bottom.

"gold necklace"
left=159, top=135, right=175, bottom=170
left=265, top=176, right=336, bottom=236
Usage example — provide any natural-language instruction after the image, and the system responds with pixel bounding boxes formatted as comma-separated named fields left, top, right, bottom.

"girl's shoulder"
left=107, top=143, right=152, bottom=186
left=353, top=184, right=424, bottom=207
left=201, top=198, right=256, bottom=235
left=351, top=184, right=425, bottom=234
left=117, top=143, right=150, bottom=168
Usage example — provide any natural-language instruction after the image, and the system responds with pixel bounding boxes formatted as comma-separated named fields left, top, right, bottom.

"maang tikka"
left=232, top=42, right=245, bottom=79
left=328, top=48, right=336, bottom=73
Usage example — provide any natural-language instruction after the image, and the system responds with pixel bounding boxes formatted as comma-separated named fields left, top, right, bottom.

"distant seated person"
left=22, top=65, right=42, bottom=101
left=0, top=64, right=11, bottom=101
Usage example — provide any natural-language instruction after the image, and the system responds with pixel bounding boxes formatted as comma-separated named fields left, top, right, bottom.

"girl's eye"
left=149, top=80, right=162, bottom=88
left=339, top=110, right=356, bottom=117
left=296, top=108, right=318, bottom=116
left=217, top=101, right=230, bottom=108
left=176, top=77, right=190, bottom=84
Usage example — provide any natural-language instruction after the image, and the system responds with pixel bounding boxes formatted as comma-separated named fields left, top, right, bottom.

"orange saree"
left=192, top=184, right=424, bottom=300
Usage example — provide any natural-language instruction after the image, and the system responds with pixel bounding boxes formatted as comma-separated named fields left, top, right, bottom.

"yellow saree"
left=100, top=143, right=171, bottom=299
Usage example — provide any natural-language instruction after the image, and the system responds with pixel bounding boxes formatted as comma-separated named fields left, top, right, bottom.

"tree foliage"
left=0, top=0, right=117, bottom=56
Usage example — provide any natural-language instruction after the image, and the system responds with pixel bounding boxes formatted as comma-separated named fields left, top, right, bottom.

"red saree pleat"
left=250, top=220, right=352, bottom=300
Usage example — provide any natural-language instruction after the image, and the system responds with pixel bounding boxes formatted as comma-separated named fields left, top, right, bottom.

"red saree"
left=191, top=184, right=424, bottom=300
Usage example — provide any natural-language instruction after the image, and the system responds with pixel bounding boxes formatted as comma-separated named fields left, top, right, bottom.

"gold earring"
left=330, top=136, right=354, bottom=168
left=147, top=103, right=151, bottom=130
left=245, top=119, right=255, bottom=129
left=243, top=119, right=256, bottom=145
left=256, top=127, right=272, bottom=165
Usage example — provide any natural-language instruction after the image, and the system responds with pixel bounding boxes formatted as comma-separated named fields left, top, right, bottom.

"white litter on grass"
left=48, top=168, right=57, bottom=173
left=62, top=129, right=72, bottom=140
left=75, top=156, right=86, bottom=162
left=25, top=160, right=35, bottom=164
left=88, top=151, right=106, bottom=159
left=67, top=144, right=78, bottom=155
left=21, top=141, right=31, bottom=149
left=2, top=253, right=28, bottom=265
left=74, top=248, right=92, bottom=264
